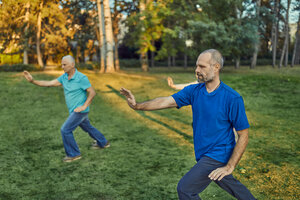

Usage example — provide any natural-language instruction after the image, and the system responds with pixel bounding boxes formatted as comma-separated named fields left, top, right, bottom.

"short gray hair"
left=201, top=49, right=224, bottom=68
left=62, top=55, right=75, bottom=65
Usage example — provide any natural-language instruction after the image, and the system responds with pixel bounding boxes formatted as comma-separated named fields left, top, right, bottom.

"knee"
left=60, top=125, right=69, bottom=135
left=177, top=178, right=187, bottom=194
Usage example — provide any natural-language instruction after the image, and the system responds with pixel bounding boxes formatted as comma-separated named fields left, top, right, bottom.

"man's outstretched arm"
left=23, top=70, right=61, bottom=87
left=168, top=77, right=198, bottom=90
left=120, top=87, right=177, bottom=111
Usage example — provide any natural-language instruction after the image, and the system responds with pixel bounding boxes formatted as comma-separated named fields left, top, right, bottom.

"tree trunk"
left=172, top=55, right=176, bottom=67
left=168, top=56, right=171, bottom=67
left=235, top=57, right=240, bottom=69
left=112, top=0, right=121, bottom=71
left=279, top=0, right=290, bottom=68
left=97, top=0, right=106, bottom=73
left=103, top=0, right=115, bottom=73
left=284, top=34, right=289, bottom=67
left=114, top=43, right=120, bottom=71
left=81, top=46, right=85, bottom=63
left=250, top=0, right=261, bottom=69
left=36, top=1, right=44, bottom=68
left=139, top=0, right=149, bottom=72
left=291, top=15, right=300, bottom=67
left=23, top=1, right=30, bottom=64
left=151, top=40, right=155, bottom=67
left=272, top=0, right=279, bottom=68
left=151, top=51, right=155, bottom=68
left=141, top=53, right=148, bottom=71
left=184, top=53, right=187, bottom=69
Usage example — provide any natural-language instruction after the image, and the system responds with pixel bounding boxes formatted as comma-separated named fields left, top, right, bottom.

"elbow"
left=91, top=91, right=96, bottom=98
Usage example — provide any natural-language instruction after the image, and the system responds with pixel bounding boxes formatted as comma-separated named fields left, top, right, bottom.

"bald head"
left=200, top=49, right=224, bottom=69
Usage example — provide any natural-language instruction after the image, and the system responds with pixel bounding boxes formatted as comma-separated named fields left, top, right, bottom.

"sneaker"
left=63, top=155, right=82, bottom=163
left=91, top=141, right=110, bottom=150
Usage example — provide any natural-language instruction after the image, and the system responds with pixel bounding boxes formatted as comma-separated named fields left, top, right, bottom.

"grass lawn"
left=0, top=65, right=299, bottom=199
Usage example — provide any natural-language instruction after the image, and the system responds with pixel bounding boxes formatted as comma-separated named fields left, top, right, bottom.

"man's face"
left=195, top=53, right=216, bottom=83
left=61, top=58, right=74, bottom=73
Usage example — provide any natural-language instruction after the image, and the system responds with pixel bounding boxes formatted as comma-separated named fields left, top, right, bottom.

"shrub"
left=0, top=53, right=22, bottom=64
left=76, top=63, right=95, bottom=70
left=0, top=64, right=41, bottom=72
left=119, top=59, right=141, bottom=68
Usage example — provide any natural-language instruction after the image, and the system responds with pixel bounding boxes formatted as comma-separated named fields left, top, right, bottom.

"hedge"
left=0, top=64, right=41, bottom=72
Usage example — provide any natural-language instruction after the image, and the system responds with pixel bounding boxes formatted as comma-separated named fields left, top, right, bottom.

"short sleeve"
left=80, top=76, right=92, bottom=90
left=229, top=96, right=250, bottom=131
left=171, top=85, right=194, bottom=109
left=57, top=74, right=64, bottom=84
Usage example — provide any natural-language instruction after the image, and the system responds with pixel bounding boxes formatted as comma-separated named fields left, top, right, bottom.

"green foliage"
left=0, top=64, right=41, bottom=72
left=0, top=53, right=23, bottom=64
left=119, top=59, right=141, bottom=68
left=127, top=0, right=173, bottom=54
left=76, top=63, right=95, bottom=70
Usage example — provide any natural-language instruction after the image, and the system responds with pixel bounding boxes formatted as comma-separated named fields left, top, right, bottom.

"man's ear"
left=214, top=63, right=221, bottom=72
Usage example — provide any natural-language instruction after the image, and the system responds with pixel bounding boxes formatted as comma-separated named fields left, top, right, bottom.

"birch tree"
left=279, top=0, right=291, bottom=68
left=250, top=0, right=261, bottom=69
left=36, top=0, right=44, bottom=68
left=291, top=3, right=300, bottom=67
left=103, top=0, right=115, bottom=73
left=97, top=0, right=105, bottom=73
left=271, top=0, right=280, bottom=68
left=23, top=1, right=30, bottom=64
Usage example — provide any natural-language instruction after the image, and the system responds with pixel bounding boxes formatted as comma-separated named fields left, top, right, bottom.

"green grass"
left=0, top=66, right=299, bottom=199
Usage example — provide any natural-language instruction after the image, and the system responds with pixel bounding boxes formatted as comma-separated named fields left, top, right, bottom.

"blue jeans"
left=60, top=112, right=107, bottom=157
left=177, top=156, right=256, bottom=200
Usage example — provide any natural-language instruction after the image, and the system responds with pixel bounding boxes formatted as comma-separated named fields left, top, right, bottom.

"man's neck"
left=205, top=78, right=221, bottom=93
left=67, top=68, right=76, bottom=80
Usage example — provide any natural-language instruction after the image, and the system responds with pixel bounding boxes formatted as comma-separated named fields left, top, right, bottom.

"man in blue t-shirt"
left=120, top=49, right=256, bottom=200
left=24, top=55, right=110, bottom=163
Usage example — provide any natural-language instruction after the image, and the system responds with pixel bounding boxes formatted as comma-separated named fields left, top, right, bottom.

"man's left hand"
left=208, top=165, right=234, bottom=181
left=74, top=106, right=86, bottom=112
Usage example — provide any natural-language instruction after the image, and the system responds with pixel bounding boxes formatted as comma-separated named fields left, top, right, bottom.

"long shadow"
left=105, top=84, right=193, bottom=143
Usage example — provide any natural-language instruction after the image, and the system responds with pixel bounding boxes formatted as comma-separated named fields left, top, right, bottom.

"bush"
left=0, top=64, right=41, bottom=72
left=0, top=53, right=22, bottom=64
left=76, top=63, right=95, bottom=70
left=119, top=59, right=141, bottom=68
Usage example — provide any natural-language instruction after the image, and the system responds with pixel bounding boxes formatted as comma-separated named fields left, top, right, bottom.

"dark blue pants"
left=177, top=156, right=256, bottom=200
left=61, top=112, right=107, bottom=157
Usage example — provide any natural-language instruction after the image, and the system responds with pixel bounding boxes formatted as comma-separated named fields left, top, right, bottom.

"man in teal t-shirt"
left=120, top=49, right=256, bottom=199
left=24, top=55, right=110, bottom=162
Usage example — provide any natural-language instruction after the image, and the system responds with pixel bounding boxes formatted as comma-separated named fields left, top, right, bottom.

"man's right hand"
left=167, top=77, right=175, bottom=88
left=23, top=70, right=33, bottom=83
left=120, top=88, right=138, bottom=110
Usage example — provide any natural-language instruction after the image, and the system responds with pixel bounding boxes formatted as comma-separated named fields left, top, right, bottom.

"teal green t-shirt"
left=57, top=69, right=92, bottom=114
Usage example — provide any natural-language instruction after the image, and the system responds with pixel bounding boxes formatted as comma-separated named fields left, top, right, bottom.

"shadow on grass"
left=105, top=84, right=193, bottom=143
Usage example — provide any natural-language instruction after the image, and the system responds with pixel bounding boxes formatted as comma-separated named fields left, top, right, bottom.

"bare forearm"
left=136, top=97, right=176, bottom=111
left=31, top=80, right=55, bottom=87
left=226, top=133, right=248, bottom=170
left=82, top=90, right=96, bottom=108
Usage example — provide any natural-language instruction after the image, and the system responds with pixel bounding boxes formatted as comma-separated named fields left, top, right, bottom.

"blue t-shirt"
left=57, top=69, right=92, bottom=114
left=172, top=82, right=249, bottom=163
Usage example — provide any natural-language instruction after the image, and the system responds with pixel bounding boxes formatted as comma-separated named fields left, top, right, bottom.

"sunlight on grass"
left=1, top=66, right=299, bottom=199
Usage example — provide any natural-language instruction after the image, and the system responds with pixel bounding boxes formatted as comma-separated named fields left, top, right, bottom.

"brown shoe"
left=63, top=155, right=82, bottom=162
left=91, top=141, right=110, bottom=149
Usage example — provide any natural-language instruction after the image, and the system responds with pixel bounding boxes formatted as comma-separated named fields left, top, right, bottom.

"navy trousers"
left=177, top=156, right=256, bottom=200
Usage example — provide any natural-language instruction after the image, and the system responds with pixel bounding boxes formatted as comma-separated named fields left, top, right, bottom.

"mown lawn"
left=0, top=66, right=299, bottom=200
